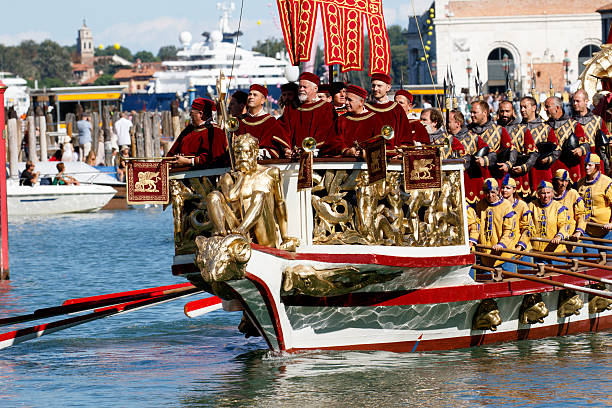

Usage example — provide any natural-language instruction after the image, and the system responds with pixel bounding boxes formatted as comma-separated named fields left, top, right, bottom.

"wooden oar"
left=587, top=221, right=610, bottom=229
left=531, top=236, right=612, bottom=252
left=0, top=283, right=196, bottom=327
left=475, top=244, right=612, bottom=284
left=184, top=296, right=223, bottom=318
left=536, top=252, right=600, bottom=258
left=578, top=235, right=612, bottom=245
left=0, top=287, right=204, bottom=350
left=472, top=263, right=612, bottom=300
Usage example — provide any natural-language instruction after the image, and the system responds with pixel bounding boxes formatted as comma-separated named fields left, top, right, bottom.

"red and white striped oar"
left=0, top=286, right=203, bottom=350
left=183, top=296, right=223, bottom=318
left=0, top=283, right=196, bottom=327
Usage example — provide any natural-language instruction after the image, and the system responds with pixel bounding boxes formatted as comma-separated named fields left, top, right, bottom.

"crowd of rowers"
left=165, top=70, right=611, bottom=270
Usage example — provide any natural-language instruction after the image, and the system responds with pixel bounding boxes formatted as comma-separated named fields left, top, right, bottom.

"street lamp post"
left=563, top=49, right=570, bottom=86
left=466, top=58, right=472, bottom=97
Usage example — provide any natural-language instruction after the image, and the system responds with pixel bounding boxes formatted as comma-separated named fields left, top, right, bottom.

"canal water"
left=0, top=209, right=610, bottom=407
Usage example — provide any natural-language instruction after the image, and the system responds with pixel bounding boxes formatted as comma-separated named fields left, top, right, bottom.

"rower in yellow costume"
left=471, top=178, right=517, bottom=271
left=528, top=181, right=570, bottom=257
left=553, top=168, right=586, bottom=252
left=576, top=153, right=612, bottom=253
left=500, top=175, right=532, bottom=251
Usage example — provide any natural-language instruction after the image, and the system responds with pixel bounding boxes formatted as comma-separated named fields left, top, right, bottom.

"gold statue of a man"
left=207, top=133, right=298, bottom=251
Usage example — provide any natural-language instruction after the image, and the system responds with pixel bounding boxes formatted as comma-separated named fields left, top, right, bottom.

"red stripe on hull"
left=245, top=272, right=286, bottom=350
left=286, top=315, right=612, bottom=353
left=251, top=244, right=475, bottom=267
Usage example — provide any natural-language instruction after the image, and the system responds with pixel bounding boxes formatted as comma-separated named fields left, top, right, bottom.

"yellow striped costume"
left=553, top=188, right=586, bottom=236
left=472, top=198, right=516, bottom=266
left=528, top=200, right=569, bottom=253
left=577, top=172, right=612, bottom=237
left=509, top=198, right=533, bottom=251
left=467, top=204, right=479, bottom=246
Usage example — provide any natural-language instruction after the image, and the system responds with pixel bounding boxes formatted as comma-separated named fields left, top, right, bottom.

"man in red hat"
left=279, top=72, right=341, bottom=157
left=336, top=85, right=383, bottom=157
left=366, top=73, right=429, bottom=150
left=394, top=89, right=418, bottom=120
left=167, top=97, right=227, bottom=168
left=236, top=84, right=289, bottom=159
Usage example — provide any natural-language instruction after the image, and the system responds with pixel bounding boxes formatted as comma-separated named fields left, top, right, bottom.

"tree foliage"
left=0, top=40, right=71, bottom=86
left=93, top=73, right=116, bottom=86
left=252, top=38, right=286, bottom=58
left=157, top=45, right=178, bottom=61
left=134, top=50, right=159, bottom=62
left=95, top=45, right=133, bottom=62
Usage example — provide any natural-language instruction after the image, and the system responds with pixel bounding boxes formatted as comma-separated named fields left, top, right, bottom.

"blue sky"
left=0, top=0, right=431, bottom=53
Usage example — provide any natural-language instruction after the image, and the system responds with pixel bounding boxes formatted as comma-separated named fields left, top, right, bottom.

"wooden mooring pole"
left=0, top=81, right=9, bottom=280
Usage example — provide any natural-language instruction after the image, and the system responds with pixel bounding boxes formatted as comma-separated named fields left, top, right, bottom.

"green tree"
left=93, top=73, right=116, bottom=86
left=95, top=45, right=133, bottom=62
left=252, top=38, right=286, bottom=58
left=157, top=45, right=178, bottom=61
left=134, top=50, right=159, bottom=62
left=34, top=40, right=72, bottom=83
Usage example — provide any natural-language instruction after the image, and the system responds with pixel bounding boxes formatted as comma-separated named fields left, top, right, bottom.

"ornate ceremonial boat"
left=169, top=156, right=612, bottom=352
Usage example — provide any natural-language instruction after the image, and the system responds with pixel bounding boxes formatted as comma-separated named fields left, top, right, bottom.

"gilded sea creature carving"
left=472, top=298, right=502, bottom=331
left=557, top=289, right=583, bottom=318
left=311, top=169, right=464, bottom=247
left=281, top=264, right=401, bottom=297
left=519, top=293, right=549, bottom=324
left=195, top=234, right=251, bottom=282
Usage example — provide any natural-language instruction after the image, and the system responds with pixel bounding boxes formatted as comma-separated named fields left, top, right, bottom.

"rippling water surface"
left=0, top=209, right=610, bottom=407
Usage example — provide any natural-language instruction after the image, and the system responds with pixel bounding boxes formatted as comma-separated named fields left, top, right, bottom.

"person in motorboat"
left=19, top=161, right=39, bottom=186
left=53, top=162, right=80, bottom=186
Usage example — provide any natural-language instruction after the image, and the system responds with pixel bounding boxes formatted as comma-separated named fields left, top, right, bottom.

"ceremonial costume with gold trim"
left=525, top=119, right=559, bottom=189
left=278, top=100, right=342, bottom=156
left=467, top=204, right=479, bottom=246
left=554, top=188, right=586, bottom=236
left=548, top=115, right=589, bottom=181
left=468, top=121, right=515, bottom=180
left=365, top=100, right=429, bottom=149
left=527, top=200, right=569, bottom=253
left=429, top=127, right=465, bottom=160
left=336, top=110, right=383, bottom=151
left=455, top=127, right=491, bottom=204
left=472, top=198, right=516, bottom=267
left=502, top=118, right=537, bottom=195
left=237, top=112, right=289, bottom=159
left=577, top=171, right=612, bottom=238
left=510, top=197, right=533, bottom=250
left=167, top=121, right=227, bottom=167
left=574, top=111, right=610, bottom=173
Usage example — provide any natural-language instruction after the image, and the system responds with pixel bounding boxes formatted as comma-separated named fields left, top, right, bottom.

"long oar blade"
left=62, top=283, right=195, bottom=306
left=0, top=288, right=203, bottom=350
left=184, top=296, right=223, bottom=318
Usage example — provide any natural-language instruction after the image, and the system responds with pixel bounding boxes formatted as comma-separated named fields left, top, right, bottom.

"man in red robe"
left=167, top=97, right=228, bottom=168
left=236, top=84, right=289, bottom=159
left=331, top=82, right=347, bottom=115
left=366, top=73, right=429, bottom=151
left=278, top=72, right=341, bottom=157
left=394, top=89, right=419, bottom=120
left=336, top=85, right=383, bottom=157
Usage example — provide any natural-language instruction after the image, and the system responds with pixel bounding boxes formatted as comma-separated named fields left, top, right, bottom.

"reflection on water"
left=0, top=209, right=610, bottom=407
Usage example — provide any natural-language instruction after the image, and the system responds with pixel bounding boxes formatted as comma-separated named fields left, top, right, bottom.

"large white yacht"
left=148, top=2, right=298, bottom=94
left=1, top=71, right=30, bottom=116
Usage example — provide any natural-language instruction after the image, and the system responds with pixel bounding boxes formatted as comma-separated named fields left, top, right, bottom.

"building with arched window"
left=434, top=0, right=604, bottom=96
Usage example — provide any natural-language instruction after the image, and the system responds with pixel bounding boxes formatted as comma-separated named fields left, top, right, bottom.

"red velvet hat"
left=346, top=84, right=367, bottom=100
left=249, top=84, right=268, bottom=98
left=318, top=83, right=331, bottom=95
left=395, top=89, right=413, bottom=103
left=191, top=98, right=215, bottom=112
left=299, top=71, right=320, bottom=86
left=371, top=73, right=391, bottom=85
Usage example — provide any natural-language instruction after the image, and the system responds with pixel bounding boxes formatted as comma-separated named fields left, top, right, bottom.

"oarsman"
left=553, top=169, right=586, bottom=248
left=469, top=100, right=515, bottom=181
left=336, top=85, right=383, bottom=158
left=365, top=73, right=429, bottom=149
left=278, top=72, right=341, bottom=157
left=448, top=110, right=486, bottom=203
left=467, top=204, right=479, bottom=248
left=528, top=181, right=570, bottom=256
left=544, top=96, right=589, bottom=181
left=317, top=83, right=333, bottom=103
left=330, top=82, right=348, bottom=115
left=235, top=84, right=289, bottom=159
left=572, top=89, right=610, bottom=173
left=471, top=178, right=517, bottom=272
left=576, top=153, right=612, bottom=252
left=167, top=98, right=227, bottom=168
left=394, top=89, right=418, bottom=119
left=228, top=90, right=248, bottom=118
left=498, top=100, right=538, bottom=196
left=500, top=175, right=532, bottom=253
left=520, top=96, right=559, bottom=189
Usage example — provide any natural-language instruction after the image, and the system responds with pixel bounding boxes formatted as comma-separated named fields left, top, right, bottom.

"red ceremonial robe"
left=237, top=113, right=289, bottom=159
left=365, top=100, right=429, bottom=151
left=279, top=100, right=341, bottom=156
left=336, top=110, right=384, bottom=150
left=167, top=122, right=228, bottom=168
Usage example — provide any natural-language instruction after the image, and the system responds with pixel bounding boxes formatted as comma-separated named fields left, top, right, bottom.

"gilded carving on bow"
left=588, top=284, right=612, bottom=314
left=519, top=293, right=549, bottom=324
left=472, top=299, right=502, bottom=331
left=557, top=289, right=583, bottom=318
left=311, top=169, right=464, bottom=247
left=195, top=234, right=251, bottom=283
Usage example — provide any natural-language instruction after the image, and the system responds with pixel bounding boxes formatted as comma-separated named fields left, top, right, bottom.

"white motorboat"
left=148, top=1, right=298, bottom=94
left=1, top=71, right=30, bottom=117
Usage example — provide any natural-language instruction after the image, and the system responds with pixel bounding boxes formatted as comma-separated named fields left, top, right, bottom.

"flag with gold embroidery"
left=126, top=161, right=170, bottom=205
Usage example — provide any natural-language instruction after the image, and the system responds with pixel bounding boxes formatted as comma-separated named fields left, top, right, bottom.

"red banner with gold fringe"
left=126, top=161, right=170, bottom=205
left=402, top=147, right=442, bottom=191
left=277, top=0, right=390, bottom=75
